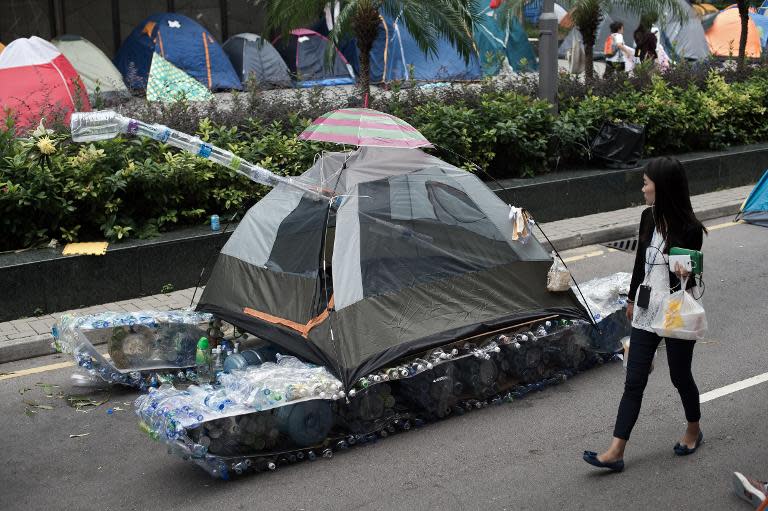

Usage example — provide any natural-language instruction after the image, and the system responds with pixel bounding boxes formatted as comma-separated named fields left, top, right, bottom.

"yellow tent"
left=692, top=3, right=718, bottom=16
left=706, top=6, right=762, bottom=57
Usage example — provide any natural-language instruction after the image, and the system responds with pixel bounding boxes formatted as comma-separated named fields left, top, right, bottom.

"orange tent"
left=0, top=42, right=5, bottom=54
left=560, top=8, right=575, bottom=29
left=706, top=6, right=762, bottom=57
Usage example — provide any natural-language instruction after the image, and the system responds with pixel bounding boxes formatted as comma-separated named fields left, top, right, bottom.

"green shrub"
left=4, top=67, right=768, bottom=251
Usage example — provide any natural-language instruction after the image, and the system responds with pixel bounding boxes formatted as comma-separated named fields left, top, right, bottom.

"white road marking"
left=707, top=220, right=744, bottom=231
left=700, top=371, right=768, bottom=403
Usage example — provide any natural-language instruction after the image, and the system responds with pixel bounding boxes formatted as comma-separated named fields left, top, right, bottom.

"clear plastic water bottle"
left=195, top=337, right=211, bottom=383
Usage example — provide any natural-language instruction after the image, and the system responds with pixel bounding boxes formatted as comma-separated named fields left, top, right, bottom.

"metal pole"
left=220, top=0, right=229, bottom=41
left=112, top=0, right=121, bottom=55
left=538, top=0, right=559, bottom=113
left=48, top=0, right=57, bottom=38
left=57, top=0, right=66, bottom=35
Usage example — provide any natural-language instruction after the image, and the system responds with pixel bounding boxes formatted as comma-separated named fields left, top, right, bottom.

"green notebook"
left=669, top=247, right=703, bottom=275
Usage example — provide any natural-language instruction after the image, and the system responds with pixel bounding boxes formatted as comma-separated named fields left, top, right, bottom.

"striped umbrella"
left=298, top=108, right=432, bottom=149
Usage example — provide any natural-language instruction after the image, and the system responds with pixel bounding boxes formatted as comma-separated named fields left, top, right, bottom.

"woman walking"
left=583, top=157, right=707, bottom=472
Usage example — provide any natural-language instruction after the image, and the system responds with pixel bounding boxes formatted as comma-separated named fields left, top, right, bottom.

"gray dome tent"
left=197, top=146, right=589, bottom=387
left=223, top=33, right=291, bottom=88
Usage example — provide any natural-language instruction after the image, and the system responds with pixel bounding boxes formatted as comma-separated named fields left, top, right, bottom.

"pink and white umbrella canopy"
left=298, top=108, right=432, bottom=149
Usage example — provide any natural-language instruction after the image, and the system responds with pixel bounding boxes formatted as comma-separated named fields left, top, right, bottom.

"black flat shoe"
left=583, top=451, right=624, bottom=472
left=674, top=431, right=704, bottom=456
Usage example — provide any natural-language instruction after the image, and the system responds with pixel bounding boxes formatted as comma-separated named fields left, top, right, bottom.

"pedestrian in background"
left=583, top=157, right=708, bottom=472
left=604, top=21, right=634, bottom=78
left=633, top=24, right=658, bottom=62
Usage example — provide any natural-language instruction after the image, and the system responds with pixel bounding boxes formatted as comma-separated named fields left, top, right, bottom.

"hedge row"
left=3, top=66, right=768, bottom=251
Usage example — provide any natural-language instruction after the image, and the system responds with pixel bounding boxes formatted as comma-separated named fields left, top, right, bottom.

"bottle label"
left=198, top=143, right=213, bottom=158
left=154, top=127, right=171, bottom=143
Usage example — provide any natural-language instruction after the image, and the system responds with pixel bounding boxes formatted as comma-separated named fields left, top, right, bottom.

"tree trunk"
left=352, top=5, right=380, bottom=107
left=584, top=43, right=594, bottom=80
left=737, top=0, right=749, bottom=71
left=358, top=45, right=371, bottom=105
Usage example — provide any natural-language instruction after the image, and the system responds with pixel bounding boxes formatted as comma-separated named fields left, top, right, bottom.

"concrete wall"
left=0, top=0, right=267, bottom=56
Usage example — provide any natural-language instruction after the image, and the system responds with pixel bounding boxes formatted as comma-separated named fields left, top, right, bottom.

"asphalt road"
left=0, top=216, right=765, bottom=511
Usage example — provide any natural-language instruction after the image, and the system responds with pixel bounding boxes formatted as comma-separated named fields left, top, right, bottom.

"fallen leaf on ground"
left=67, top=393, right=110, bottom=410
left=23, top=399, right=54, bottom=410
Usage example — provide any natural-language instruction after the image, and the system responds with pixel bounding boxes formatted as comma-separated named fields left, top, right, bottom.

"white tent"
left=52, top=35, right=129, bottom=100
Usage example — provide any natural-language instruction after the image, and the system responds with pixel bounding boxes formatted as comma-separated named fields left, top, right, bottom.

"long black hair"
left=644, top=157, right=707, bottom=249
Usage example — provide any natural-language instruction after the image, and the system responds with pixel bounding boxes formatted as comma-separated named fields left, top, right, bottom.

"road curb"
left=0, top=203, right=744, bottom=366
left=548, top=203, right=741, bottom=252
left=0, top=333, right=56, bottom=364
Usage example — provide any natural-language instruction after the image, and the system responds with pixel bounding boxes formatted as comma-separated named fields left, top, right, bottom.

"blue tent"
left=749, top=12, right=768, bottom=48
left=369, top=14, right=482, bottom=83
left=758, top=0, right=768, bottom=15
left=114, top=13, right=241, bottom=91
left=473, top=2, right=538, bottom=73
left=524, top=0, right=544, bottom=24
left=737, top=171, right=768, bottom=227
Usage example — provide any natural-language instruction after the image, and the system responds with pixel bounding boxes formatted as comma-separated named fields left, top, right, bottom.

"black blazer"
left=628, top=207, right=704, bottom=302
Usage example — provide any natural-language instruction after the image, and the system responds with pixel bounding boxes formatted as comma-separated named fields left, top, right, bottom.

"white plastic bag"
left=547, top=252, right=571, bottom=292
left=651, top=279, right=707, bottom=340
left=620, top=336, right=656, bottom=373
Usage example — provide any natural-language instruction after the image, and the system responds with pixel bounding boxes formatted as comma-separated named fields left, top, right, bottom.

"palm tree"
left=736, top=0, right=749, bottom=71
left=259, top=0, right=478, bottom=105
left=563, top=0, right=685, bottom=80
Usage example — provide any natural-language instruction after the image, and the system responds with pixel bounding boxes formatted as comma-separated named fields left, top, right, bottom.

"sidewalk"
left=0, top=185, right=751, bottom=364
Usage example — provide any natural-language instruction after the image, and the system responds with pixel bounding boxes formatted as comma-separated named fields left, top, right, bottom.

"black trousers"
left=613, top=327, right=701, bottom=440
left=603, top=61, right=625, bottom=79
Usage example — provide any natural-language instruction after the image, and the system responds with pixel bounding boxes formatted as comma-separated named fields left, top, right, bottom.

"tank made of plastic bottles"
left=222, top=345, right=279, bottom=373
left=275, top=400, right=334, bottom=447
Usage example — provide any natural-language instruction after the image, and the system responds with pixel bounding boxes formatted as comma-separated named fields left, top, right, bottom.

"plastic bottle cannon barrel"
left=69, top=111, right=332, bottom=200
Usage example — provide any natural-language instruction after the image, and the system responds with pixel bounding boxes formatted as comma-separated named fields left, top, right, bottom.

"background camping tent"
left=196, top=146, right=588, bottom=386
left=739, top=171, right=768, bottom=226
left=0, top=36, right=90, bottom=133
left=52, top=35, right=129, bottom=101
left=554, top=3, right=568, bottom=22
left=737, top=171, right=768, bottom=226
left=223, top=33, right=291, bottom=88
left=749, top=12, right=768, bottom=48
left=558, top=0, right=709, bottom=61
left=369, top=15, right=483, bottom=83
left=0, top=42, right=5, bottom=54
left=473, top=1, right=538, bottom=74
left=114, top=13, right=242, bottom=91
left=273, top=29, right=355, bottom=87
left=692, top=3, right=719, bottom=16
left=706, top=6, right=762, bottom=57
left=146, top=52, right=214, bottom=102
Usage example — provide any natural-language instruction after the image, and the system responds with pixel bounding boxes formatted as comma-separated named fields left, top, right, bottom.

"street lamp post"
left=538, top=0, right=559, bottom=113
